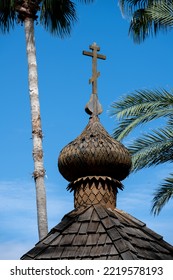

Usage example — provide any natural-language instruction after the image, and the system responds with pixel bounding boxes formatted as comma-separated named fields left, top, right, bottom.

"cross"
left=83, top=43, right=106, bottom=115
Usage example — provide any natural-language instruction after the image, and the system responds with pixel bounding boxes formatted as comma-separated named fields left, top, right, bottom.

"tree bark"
left=24, top=17, right=48, bottom=240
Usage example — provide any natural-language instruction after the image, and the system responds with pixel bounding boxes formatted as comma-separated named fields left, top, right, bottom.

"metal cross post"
left=83, top=43, right=106, bottom=115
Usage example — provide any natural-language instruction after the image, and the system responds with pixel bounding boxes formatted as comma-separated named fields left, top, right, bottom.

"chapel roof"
left=21, top=204, right=173, bottom=260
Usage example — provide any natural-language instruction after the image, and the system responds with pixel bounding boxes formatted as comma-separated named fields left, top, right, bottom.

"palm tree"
left=118, top=0, right=173, bottom=43
left=0, top=0, right=94, bottom=240
left=110, top=89, right=173, bottom=215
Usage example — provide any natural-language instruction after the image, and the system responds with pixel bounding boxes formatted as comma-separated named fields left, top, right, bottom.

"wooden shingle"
left=59, top=234, right=75, bottom=246
left=21, top=204, right=173, bottom=260
left=51, top=246, right=64, bottom=259
left=87, top=221, right=99, bottom=233
left=86, top=233, right=100, bottom=246
left=97, top=233, right=107, bottom=245
left=73, top=234, right=88, bottom=246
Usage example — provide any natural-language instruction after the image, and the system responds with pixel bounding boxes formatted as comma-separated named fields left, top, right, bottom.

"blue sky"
left=0, top=0, right=173, bottom=259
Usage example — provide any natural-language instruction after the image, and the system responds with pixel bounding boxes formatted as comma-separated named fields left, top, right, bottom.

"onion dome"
left=58, top=115, right=131, bottom=182
left=58, top=43, right=131, bottom=183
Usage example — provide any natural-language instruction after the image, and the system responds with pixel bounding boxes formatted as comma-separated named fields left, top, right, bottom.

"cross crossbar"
left=82, top=51, right=106, bottom=61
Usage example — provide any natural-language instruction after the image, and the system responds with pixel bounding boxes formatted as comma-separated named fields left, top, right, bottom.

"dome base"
left=68, top=176, right=123, bottom=210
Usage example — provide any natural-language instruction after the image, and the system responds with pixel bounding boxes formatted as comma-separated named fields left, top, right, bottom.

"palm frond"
left=40, top=0, right=77, bottom=37
left=111, top=89, right=173, bottom=119
left=40, top=0, right=96, bottom=36
left=146, top=1, right=173, bottom=27
left=167, top=116, right=173, bottom=126
left=113, top=107, right=173, bottom=140
left=130, top=126, right=173, bottom=171
left=111, top=89, right=173, bottom=140
left=0, top=0, right=17, bottom=33
left=119, top=0, right=173, bottom=42
left=151, top=175, right=173, bottom=215
left=129, top=7, right=164, bottom=43
left=118, top=0, right=151, bottom=16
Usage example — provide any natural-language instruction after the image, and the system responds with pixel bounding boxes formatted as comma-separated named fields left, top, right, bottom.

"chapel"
left=21, top=43, right=173, bottom=260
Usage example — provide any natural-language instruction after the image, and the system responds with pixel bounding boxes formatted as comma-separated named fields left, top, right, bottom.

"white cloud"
left=118, top=189, right=152, bottom=211
left=0, top=241, right=34, bottom=260
left=0, top=179, right=73, bottom=259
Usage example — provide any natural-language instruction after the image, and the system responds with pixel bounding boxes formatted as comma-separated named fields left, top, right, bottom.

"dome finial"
left=83, top=43, right=106, bottom=116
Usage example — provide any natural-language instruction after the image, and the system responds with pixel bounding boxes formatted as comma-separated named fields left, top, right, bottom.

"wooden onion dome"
left=58, top=115, right=131, bottom=182
left=58, top=43, right=132, bottom=210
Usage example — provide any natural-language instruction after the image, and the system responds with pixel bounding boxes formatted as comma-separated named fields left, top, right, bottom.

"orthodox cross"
left=83, top=43, right=106, bottom=116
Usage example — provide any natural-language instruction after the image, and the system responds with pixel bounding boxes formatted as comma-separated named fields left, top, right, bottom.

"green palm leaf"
left=119, top=0, right=173, bottom=42
left=111, top=86, right=173, bottom=214
left=151, top=176, right=173, bottom=215
left=0, top=0, right=95, bottom=36
left=113, top=109, right=172, bottom=141
left=111, top=89, right=173, bottom=118
left=146, top=1, right=173, bottom=27
left=40, top=0, right=77, bottom=37
left=167, top=116, right=173, bottom=126
left=0, top=0, right=16, bottom=33
left=119, top=0, right=152, bottom=16
left=129, top=127, right=173, bottom=171
left=118, top=1, right=173, bottom=215
left=111, top=89, right=173, bottom=140
left=129, top=8, right=167, bottom=43
left=40, top=0, right=94, bottom=36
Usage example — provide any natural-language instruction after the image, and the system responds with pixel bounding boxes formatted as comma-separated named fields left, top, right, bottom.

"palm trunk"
left=24, top=17, right=48, bottom=240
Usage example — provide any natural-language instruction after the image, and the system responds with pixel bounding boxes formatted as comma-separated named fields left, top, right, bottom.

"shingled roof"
left=21, top=204, right=173, bottom=260
left=21, top=43, right=173, bottom=260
